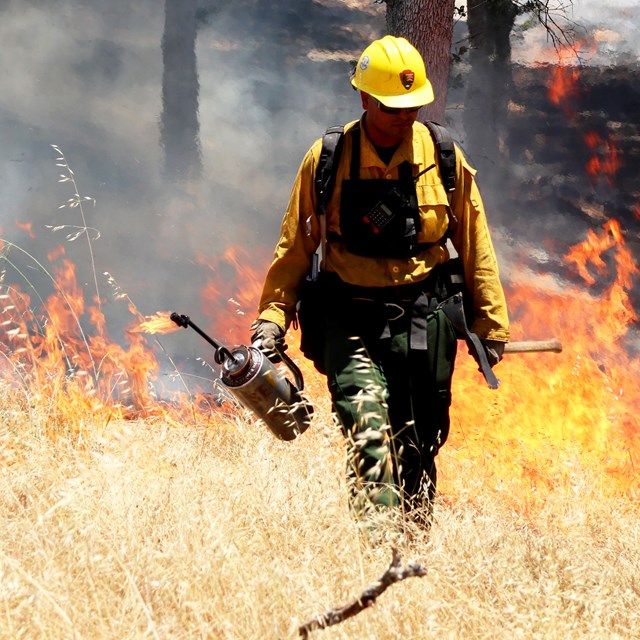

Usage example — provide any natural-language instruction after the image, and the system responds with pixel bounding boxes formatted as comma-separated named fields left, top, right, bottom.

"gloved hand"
left=250, top=320, right=286, bottom=362
left=482, top=339, right=506, bottom=367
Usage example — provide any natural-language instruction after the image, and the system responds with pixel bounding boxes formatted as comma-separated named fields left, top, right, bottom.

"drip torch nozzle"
left=170, top=312, right=190, bottom=328
left=169, top=311, right=236, bottom=364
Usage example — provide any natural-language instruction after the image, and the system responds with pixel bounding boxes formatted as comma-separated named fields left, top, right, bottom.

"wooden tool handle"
left=504, top=339, right=563, bottom=354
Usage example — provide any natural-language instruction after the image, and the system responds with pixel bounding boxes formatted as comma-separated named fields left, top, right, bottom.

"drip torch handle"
left=170, top=312, right=236, bottom=364
left=275, top=346, right=305, bottom=392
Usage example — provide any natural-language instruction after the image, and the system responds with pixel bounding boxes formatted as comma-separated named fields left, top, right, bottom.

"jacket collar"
left=357, top=116, right=420, bottom=170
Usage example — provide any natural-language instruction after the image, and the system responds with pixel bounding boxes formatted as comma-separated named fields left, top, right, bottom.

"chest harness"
left=303, top=120, right=456, bottom=349
left=302, top=121, right=499, bottom=387
left=315, top=121, right=457, bottom=263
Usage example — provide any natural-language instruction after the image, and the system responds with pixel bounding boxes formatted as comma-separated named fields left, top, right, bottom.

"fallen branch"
left=298, top=548, right=427, bottom=638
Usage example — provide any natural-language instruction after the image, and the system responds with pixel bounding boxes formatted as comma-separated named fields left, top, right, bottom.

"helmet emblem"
left=359, top=55, right=370, bottom=71
left=400, top=69, right=415, bottom=90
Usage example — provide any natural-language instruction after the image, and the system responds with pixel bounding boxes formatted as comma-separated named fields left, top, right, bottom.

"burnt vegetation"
left=499, top=63, right=640, bottom=309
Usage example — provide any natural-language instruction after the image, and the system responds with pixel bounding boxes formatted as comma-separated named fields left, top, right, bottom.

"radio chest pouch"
left=339, top=161, right=422, bottom=258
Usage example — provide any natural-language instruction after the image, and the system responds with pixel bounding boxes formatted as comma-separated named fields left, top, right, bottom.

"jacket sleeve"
left=450, top=148, right=510, bottom=342
left=256, top=143, right=322, bottom=331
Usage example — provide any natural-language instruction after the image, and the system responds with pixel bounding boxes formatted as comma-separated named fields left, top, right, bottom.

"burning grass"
left=1, top=400, right=638, bottom=639
left=1, top=243, right=639, bottom=637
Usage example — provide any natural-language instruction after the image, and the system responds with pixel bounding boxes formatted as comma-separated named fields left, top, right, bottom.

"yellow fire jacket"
left=257, top=118, right=509, bottom=342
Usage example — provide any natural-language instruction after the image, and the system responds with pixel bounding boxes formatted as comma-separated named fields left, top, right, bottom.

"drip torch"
left=170, top=312, right=313, bottom=441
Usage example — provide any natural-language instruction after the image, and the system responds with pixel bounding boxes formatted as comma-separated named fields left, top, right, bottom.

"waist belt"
left=319, top=270, right=437, bottom=303
left=320, top=271, right=438, bottom=351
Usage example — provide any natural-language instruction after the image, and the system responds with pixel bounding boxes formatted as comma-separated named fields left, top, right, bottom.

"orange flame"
left=545, top=40, right=587, bottom=114
left=446, top=218, right=639, bottom=506
left=47, top=245, right=66, bottom=262
left=546, top=42, right=621, bottom=188
left=196, top=243, right=272, bottom=344
left=584, top=132, right=621, bottom=187
left=131, top=311, right=179, bottom=335
left=441, top=48, right=640, bottom=507
left=547, top=65, right=581, bottom=113
left=15, top=220, right=35, bottom=238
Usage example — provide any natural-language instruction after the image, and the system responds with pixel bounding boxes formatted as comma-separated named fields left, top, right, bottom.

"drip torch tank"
left=220, top=345, right=312, bottom=441
left=170, top=313, right=313, bottom=441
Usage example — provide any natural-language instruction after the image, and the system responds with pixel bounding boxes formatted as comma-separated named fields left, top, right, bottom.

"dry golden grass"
left=1, top=388, right=639, bottom=640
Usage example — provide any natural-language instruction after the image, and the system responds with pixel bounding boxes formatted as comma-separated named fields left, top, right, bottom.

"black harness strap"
left=349, top=122, right=361, bottom=179
left=424, top=121, right=456, bottom=195
left=439, top=293, right=501, bottom=389
left=409, top=292, right=431, bottom=351
left=315, top=125, right=345, bottom=216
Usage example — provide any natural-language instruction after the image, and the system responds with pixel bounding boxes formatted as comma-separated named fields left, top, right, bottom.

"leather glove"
left=482, top=339, right=506, bottom=367
left=250, top=320, right=286, bottom=362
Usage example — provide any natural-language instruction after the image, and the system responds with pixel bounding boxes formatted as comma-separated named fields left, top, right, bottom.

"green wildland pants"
left=322, top=292, right=458, bottom=514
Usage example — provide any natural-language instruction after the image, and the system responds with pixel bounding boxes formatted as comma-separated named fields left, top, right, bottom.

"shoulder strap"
left=311, top=125, right=345, bottom=273
left=424, top=121, right=456, bottom=195
left=424, top=120, right=458, bottom=239
left=424, top=120, right=456, bottom=200
left=315, top=125, right=345, bottom=216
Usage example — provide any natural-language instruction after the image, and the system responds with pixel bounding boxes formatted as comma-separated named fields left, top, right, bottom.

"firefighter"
left=251, top=36, right=509, bottom=522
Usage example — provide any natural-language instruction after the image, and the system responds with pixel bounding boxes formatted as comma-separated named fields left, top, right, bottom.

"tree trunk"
left=385, top=0, right=456, bottom=124
left=160, top=0, right=202, bottom=180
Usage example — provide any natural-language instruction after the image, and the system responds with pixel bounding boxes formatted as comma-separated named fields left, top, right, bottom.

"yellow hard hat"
left=351, top=35, right=434, bottom=108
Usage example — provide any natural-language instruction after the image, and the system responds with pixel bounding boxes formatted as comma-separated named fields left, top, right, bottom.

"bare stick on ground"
left=298, top=548, right=427, bottom=638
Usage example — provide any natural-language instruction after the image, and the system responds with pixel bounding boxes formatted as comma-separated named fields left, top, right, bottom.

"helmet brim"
left=356, top=81, right=435, bottom=109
